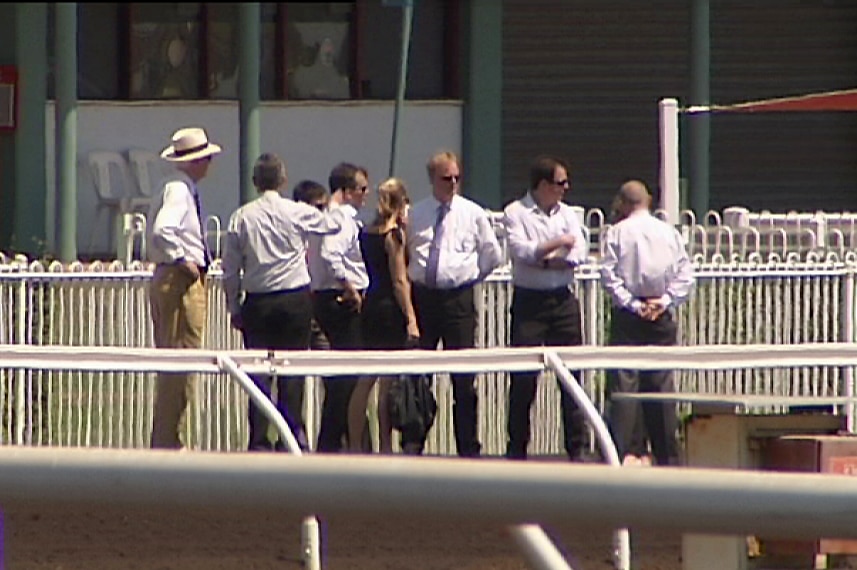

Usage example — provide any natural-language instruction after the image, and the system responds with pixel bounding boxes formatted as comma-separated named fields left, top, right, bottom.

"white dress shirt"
left=406, top=193, right=503, bottom=289
left=222, top=191, right=341, bottom=319
left=600, top=209, right=695, bottom=309
left=311, top=202, right=369, bottom=291
left=504, top=192, right=589, bottom=290
left=147, top=171, right=207, bottom=267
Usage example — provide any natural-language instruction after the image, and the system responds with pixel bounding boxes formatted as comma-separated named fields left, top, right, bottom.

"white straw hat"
left=160, top=127, right=223, bottom=162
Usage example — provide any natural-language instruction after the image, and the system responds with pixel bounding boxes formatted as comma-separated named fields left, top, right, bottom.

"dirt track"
left=5, top=503, right=683, bottom=570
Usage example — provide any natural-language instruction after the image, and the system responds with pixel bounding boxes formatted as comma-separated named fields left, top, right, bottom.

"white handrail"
left=4, top=343, right=857, bottom=375
left=1, top=447, right=857, bottom=539
left=545, top=352, right=629, bottom=570
left=217, top=354, right=320, bottom=570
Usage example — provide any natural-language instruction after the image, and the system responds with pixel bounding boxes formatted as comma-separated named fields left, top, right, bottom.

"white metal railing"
left=115, top=207, right=857, bottom=270
left=2, top=344, right=857, bottom=570
left=2, top=255, right=857, bottom=451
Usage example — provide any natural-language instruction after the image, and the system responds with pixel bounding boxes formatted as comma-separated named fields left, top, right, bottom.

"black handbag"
left=388, top=373, right=437, bottom=441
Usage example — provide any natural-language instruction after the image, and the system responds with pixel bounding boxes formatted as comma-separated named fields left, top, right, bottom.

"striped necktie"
left=425, top=203, right=449, bottom=288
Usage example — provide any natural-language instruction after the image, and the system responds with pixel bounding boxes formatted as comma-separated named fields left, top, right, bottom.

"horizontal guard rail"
left=5, top=343, right=857, bottom=374
left=1, top=447, right=857, bottom=540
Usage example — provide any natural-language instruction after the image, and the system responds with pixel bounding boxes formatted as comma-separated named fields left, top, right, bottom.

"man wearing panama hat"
left=147, top=126, right=221, bottom=449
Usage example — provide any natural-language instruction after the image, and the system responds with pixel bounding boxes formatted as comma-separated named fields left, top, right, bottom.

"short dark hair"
left=292, top=179, right=328, bottom=205
left=328, top=162, right=361, bottom=192
left=252, top=152, right=287, bottom=191
left=529, top=156, right=569, bottom=189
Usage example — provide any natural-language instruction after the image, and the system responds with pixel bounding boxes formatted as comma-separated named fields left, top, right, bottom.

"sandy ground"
left=5, top=501, right=683, bottom=570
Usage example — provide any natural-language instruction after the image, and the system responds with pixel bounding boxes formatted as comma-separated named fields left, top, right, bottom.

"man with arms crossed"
left=405, top=151, right=503, bottom=457
left=147, top=126, right=221, bottom=449
left=600, top=180, right=695, bottom=466
left=503, top=156, right=590, bottom=462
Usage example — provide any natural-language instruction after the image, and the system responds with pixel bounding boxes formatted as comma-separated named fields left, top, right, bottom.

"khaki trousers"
left=148, top=264, right=207, bottom=449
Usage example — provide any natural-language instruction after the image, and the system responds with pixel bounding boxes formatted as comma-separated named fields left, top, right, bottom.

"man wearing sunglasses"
left=404, top=150, right=503, bottom=457
left=502, top=155, right=590, bottom=462
left=311, top=162, right=370, bottom=452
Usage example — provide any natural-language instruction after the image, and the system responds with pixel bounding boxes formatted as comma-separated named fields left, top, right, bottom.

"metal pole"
left=689, top=0, right=711, bottom=218
left=217, top=355, right=320, bottom=570
left=658, top=98, right=680, bottom=226
left=544, top=351, right=630, bottom=570
left=844, top=270, right=855, bottom=433
left=388, top=0, right=414, bottom=177
left=55, top=3, right=78, bottom=262
left=239, top=3, right=261, bottom=206
left=13, top=280, right=26, bottom=445
left=510, top=524, right=574, bottom=570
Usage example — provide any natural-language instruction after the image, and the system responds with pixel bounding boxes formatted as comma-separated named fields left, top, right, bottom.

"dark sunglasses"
left=553, top=179, right=569, bottom=187
left=353, top=185, right=369, bottom=193
left=441, top=175, right=460, bottom=183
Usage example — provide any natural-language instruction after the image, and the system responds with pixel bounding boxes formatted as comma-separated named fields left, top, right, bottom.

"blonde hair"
left=426, top=150, right=459, bottom=182
left=373, top=177, right=410, bottom=227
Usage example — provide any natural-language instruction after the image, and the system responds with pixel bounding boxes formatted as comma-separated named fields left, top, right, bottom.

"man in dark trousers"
left=503, top=155, right=590, bottom=461
left=310, top=162, right=370, bottom=452
left=404, top=150, right=503, bottom=457
left=600, top=179, right=695, bottom=466
left=222, top=153, right=340, bottom=451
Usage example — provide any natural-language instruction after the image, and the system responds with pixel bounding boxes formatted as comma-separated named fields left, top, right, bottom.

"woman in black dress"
left=347, top=178, right=419, bottom=453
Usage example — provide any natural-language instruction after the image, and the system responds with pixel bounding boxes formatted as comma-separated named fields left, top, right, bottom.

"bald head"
left=612, top=179, right=652, bottom=220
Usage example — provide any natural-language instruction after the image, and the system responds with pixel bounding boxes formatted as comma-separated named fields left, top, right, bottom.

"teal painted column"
left=689, top=0, right=711, bottom=216
left=13, top=3, right=48, bottom=257
left=239, top=3, right=260, bottom=205
left=55, top=2, right=78, bottom=262
left=0, top=5, right=17, bottom=250
left=463, top=0, right=502, bottom=209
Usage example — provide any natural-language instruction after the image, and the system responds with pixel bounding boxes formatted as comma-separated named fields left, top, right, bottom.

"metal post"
left=388, top=0, right=414, bottom=177
left=55, top=3, right=78, bottom=262
left=14, top=280, right=26, bottom=445
left=544, top=351, right=630, bottom=570
left=658, top=98, right=681, bottom=226
left=217, top=355, right=320, bottom=570
left=510, top=524, right=574, bottom=570
left=844, top=270, right=855, bottom=433
left=239, top=3, right=261, bottom=206
left=689, top=0, right=711, bottom=218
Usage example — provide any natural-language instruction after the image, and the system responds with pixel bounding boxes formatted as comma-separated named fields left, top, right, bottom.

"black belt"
left=245, top=285, right=309, bottom=299
left=312, top=288, right=366, bottom=296
left=514, top=285, right=571, bottom=297
left=414, top=281, right=476, bottom=294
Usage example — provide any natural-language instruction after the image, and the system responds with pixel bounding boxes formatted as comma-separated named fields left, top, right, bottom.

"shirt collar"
left=334, top=202, right=358, bottom=219
left=430, top=193, right=456, bottom=211
left=523, top=191, right=560, bottom=216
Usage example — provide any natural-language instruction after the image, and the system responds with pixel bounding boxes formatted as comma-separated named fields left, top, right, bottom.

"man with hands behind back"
left=600, top=179, right=695, bottom=466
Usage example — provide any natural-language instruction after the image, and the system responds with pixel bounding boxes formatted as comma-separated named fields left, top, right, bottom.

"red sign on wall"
left=0, top=65, right=19, bottom=131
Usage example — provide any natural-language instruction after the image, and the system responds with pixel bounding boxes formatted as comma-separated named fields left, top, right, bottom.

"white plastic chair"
left=87, top=150, right=135, bottom=256
left=126, top=148, right=167, bottom=213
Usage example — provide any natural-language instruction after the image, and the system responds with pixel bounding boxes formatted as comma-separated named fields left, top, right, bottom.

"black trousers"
left=606, top=307, right=680, bottom=466
left=241, top=287, right=313, bottom=451
left=507, top=286, right=585, bottom=460
left=313, top=289, right=362, bottom=453
left=407, top=283, right=480, bottom=457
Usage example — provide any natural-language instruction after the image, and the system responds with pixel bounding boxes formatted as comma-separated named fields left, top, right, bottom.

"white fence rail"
left=1, top=251, right=856, bottom=451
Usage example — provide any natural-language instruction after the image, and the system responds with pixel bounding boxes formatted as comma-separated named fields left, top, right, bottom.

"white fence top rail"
left=0, top=446, right=856, bottom=540
left=4, top=343, right=857, bottom=374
